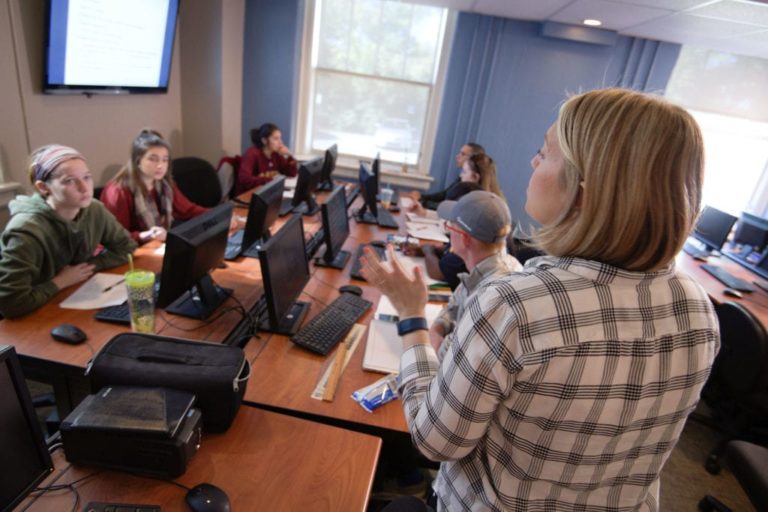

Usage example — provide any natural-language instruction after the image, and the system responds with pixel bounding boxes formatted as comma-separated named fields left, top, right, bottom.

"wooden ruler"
left=311, top=324, right=365, bottom=401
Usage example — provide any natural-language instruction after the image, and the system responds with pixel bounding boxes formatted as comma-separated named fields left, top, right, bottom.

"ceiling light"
left=583, top=19, right=602, bottom=27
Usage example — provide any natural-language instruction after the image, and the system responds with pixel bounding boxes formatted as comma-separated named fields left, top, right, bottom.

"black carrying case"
left=86, top=333, right=250, bottom=433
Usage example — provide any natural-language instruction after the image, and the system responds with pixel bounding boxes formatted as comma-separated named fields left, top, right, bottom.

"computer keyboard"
left=345, top=185, right=359, bottom=207
left=278, top=198, right=295, bottom=216
left=376, top=208, right=399, bottom=229
left=225, top=230, right=262, bottom=260
left=683, top=240, right=710, bottom=260
left=290, top=292, right=372, bottom=355
left=700, top=264, right=756, bottom=292
left=94, top=301, right=131, bottom=325
left=349, top=243, right=385, bottom=281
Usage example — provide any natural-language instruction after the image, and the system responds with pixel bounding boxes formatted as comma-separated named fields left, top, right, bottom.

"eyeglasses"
left=444, top=222, right=465, bottom=237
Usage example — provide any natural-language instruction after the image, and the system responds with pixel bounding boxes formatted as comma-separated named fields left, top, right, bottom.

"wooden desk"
left=244, top=210, right=411, bottom=434
left=22, top=406, right=381, bottom=511
left=676, top=251, right=768, bottom=325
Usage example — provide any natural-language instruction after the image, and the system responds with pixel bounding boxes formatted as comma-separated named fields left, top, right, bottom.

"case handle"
left=136, top=352, right=194, bottom=365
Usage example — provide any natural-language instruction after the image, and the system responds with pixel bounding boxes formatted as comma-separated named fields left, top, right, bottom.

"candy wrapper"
left=352, top=374, right=399, bottom=412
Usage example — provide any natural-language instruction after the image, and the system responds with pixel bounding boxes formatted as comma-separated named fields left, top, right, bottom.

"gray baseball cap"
left=437, top=191, right=511, bottom=243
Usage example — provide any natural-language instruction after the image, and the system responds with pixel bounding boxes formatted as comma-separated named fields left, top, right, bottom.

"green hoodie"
left=0, top=194, right=137, bottom=318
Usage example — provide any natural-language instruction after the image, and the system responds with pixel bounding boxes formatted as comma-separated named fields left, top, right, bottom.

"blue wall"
left=430, top=14, right=680, bottom=227
left=241, top=0, right=303, bottom=152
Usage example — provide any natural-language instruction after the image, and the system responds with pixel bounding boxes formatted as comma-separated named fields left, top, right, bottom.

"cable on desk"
left=27, top=470, right=101, bottom=512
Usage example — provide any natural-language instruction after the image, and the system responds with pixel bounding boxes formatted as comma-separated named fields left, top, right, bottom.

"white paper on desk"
left=59, top=273, right=127, bottom=310
left=406, top=211, right=440, bottom=223
left=154, top=243, right=166, bottom=256
left=406, top=222, right=449, bottom=243
left=363, top=319, right=401, bottom=374
left=284, top=176, right=298, bottom=189
left=380, top=253, right=441, bottom=287
left=375, top=296, right=443, bottom=323
left=282, top=189, right=295, bottom=199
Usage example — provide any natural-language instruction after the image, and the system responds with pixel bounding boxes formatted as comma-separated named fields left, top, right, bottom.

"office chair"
left=698, top=440, right=768, bottom=512
left=694, top=301, right=768, bottom=475
left=171, top=157, right=222, bottom=208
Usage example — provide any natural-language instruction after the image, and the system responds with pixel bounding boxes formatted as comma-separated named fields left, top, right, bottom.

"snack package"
left=352, top=374, right=399, bottom=413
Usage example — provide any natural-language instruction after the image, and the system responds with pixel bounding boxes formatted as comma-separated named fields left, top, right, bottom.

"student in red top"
left=235, top=123, right=298, bottom=195
left=101, top=129, right=208, bottom=244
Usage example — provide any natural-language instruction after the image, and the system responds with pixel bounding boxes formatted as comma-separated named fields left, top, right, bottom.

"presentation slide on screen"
left=57, top=0, right=172, bottom=87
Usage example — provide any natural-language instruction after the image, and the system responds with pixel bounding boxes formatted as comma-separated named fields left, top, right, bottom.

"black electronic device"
left=353, top=155, right=398, bottom=229
left=60, top=386, right=202, bottom=479
left=185, top=483, right=231, bottom=512
left=156, top=202, right=234, bottom=319
left=692, top=206, right=737, bottom=254
left=290, top=293, right=373, bottom=355
left=315, top=185, right=351, bottom=269
left=733, top=212, right=768, bottom=251
left=279, top=157, right=324, bottom=216
left=50, top=323, right=87, bottom=344
left=700, top=264, right=756, bottom=292
left=0, top=345, right=54, bottom=511
left=257, top=214, right=311, bottom=335
left=349, top=243, right=386, bottom=281
left=83, top=503, right=160, bottom=512
left=317, top=143, right=338, bottom=191
left=339, top=284, right=363, bottom=296
left=225, top=176, right=285, bottom=260
left=44, top=0, right=179, bottom=95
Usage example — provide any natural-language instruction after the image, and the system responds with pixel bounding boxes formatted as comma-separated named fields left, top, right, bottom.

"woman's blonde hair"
left=467, top=153, right=505, bottom=200
left=535, top=88, right=704, bottom=271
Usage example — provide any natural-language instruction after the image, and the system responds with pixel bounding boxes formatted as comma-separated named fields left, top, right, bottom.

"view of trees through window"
left=308, top=0, right=448, bottom=166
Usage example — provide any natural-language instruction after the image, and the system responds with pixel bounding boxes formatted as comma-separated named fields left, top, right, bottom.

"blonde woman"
left=365, top=88, right=719, bottom=511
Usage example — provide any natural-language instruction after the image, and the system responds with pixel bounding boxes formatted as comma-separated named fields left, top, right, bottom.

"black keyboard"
left=225, top=230, right=262, bottom=260
left=349, top=243, right=385, bottom=281
left=700, top=264, right=756, bottom=292
left=279, top=197, right=295, bottom=216
left=290, top=292, right=372, bottom=355
left=376, top=208, right=399, bottom=229
left=683, top=241, right=710, bottom=260
left=94, top=301, right=131, bottom=325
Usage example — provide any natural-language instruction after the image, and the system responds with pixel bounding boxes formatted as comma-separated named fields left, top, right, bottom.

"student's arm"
left=0, top=232, right=61, bottom=318
left=172, top=186, right=208, bottom=220
left=88, top=203, right=137, bottom=271
left=276, top=153, right=298, bottom=177
left=100, top=184, right=142, bottom=242
left=235, top=147, right=264, bottom=193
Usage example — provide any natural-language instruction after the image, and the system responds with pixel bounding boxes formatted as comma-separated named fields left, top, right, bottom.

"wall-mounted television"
left=44, top=0, right=179, bottom=95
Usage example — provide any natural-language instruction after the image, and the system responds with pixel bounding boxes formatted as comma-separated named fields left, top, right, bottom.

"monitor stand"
left=316, top=180, right=334, bottom=192
left=314, top=249, right=350, bottom=270
left=165, top=275, right=232, bottom=320
left=293, top=197, right=320, bottom=216
left=258, top=300, right=310, bottom=335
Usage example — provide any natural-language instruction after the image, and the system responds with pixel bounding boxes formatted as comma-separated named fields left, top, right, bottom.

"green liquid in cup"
left=125, top=270, right=155, bottom=334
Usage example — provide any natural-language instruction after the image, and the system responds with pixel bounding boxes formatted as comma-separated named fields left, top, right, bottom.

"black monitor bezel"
left=258, top=214, right=310, bottom=330
left=291, top=157, right=324, bottom=211
left=693, top=206, right=737, bottom=251
left=156, top=202, right=233, bottom=314
left=358, top=160, right=378, bottom=217
left=242, top=176, right=285, bottom=251
left=320, top=185, right=350, bottom=263
left=0, top=345, right=54, bottom=511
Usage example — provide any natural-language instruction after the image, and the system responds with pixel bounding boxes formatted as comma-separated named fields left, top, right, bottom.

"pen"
left=102, top=278, right=125, bottom=293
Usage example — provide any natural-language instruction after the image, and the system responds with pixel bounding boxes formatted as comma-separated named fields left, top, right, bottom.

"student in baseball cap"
left=429, top=191, right=522, bottom=358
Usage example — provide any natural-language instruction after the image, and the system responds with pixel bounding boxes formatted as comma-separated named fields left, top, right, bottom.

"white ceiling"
left=413, top=0, right=768, bottom=60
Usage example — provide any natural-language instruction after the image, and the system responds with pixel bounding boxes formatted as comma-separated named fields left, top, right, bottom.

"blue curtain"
left=430, top=13, right=681, bottom=226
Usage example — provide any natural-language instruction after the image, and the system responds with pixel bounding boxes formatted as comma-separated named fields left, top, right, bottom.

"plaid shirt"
left=399, top=256, right=719, bottom=511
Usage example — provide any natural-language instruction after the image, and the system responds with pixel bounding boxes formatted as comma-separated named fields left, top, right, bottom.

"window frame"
left=294, top=0, right=456, bottom=188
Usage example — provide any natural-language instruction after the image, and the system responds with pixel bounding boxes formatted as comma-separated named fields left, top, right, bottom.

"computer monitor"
left=315, top=185, right=350, bottom=269
left=355, top=158, right=379, bottom=224
left=258, top=214, right=311, bottom=335
left=317, top=144, right=338, bottom=191
left=0, top=345, right=54, bottom=511
left=733, top=212, right=768, bottom=253
left=157, top=202, right=234, bottom=319
left=290, top=156, right=324, bottom=215
left=692, top=206, right=737, bottom=252
left=241, top=176, right=285, bottom=254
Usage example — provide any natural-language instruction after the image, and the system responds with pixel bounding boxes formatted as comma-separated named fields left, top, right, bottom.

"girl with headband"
left=0, top=144, right=137, bottom=318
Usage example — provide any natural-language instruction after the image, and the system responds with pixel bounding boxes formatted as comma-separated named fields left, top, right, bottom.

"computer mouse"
left=369, top=240, right=387, bottom=249
left=339, top=284, right=363, bottom=296
left=185, top=483, right=231, bottom=512
left=50, top=324, right=87, bottom=345
left=723, top=288, right=743, bottom=299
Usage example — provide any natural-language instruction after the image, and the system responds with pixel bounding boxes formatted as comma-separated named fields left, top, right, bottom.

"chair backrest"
left=216, top=155, right=241, bottom=201
left=707, top=301, right=768, bottom=399
left=171, top=157, right=222, bottom=208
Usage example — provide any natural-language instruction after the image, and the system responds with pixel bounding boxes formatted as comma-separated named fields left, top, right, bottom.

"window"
left=665, top=46, right=768, bottom=217
left=296, top=0, right=451, bottom=174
